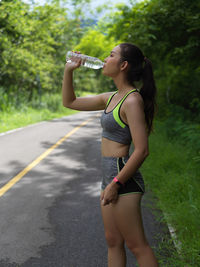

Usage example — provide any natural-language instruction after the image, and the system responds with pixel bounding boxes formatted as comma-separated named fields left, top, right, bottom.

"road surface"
left=0, top=111, right=170, bottom=267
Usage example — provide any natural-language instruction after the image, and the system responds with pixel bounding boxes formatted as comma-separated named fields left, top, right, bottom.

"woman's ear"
left=120, top=61, right=129, bottom=71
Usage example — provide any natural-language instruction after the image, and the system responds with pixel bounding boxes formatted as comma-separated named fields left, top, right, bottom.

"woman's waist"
left=101, top=137, right=130, bottom=157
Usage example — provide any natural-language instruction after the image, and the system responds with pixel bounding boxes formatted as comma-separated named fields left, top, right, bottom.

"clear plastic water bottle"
left=66, top=51, right=104, bottom=69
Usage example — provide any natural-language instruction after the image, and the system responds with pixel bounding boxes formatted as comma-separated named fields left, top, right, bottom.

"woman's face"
left=102, top=46, right=122, bottom=77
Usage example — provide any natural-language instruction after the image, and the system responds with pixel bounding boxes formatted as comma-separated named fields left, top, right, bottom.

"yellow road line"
left=0, top=116, right=95, bottom=198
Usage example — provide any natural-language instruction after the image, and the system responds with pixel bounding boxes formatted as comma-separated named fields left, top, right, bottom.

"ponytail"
left=119, top=43, right=157, bottom=134
left=140, top=57, right=157, bottom=134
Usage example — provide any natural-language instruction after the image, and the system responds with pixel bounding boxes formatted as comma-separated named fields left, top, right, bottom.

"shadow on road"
left=0, top=115, right=173, bottom=267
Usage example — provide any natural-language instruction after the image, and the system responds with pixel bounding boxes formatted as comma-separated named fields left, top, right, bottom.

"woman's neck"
left=113, top=76, right=135, bottom=95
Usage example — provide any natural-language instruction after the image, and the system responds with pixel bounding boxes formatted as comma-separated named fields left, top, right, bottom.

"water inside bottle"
left=82, top=60, right=104, bottom=69
left=66, top=51, right=104, bottom=69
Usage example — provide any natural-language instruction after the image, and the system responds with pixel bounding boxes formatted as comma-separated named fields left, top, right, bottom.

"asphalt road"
left=0, top=111, right=170, bottom=267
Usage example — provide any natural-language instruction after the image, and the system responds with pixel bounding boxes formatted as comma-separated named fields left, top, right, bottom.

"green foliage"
left=72, top=29, right=117, bottom=93
left=74, top=29, right=116, bottom=60
left=101, top=0, right=200, bottom=118
left=163, top=106, right=200, bottom=164
left=142, top=120, right=200, bottom=266
left=0, top=0, right=84, bottom=110
left=1, top=0, right=199, bottom=115
left=0, top=92, right=78, bottom=133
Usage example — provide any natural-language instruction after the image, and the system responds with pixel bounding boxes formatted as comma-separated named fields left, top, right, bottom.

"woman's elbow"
left=136, top=148, right=149, bottom=160
left=62, top=101, right=72, bottom=109
left=63, top=103, right=68, bottom=108
left=143, top=149, right=149, bottom=159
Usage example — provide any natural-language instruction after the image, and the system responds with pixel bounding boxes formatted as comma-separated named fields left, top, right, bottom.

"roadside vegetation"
left=142, top=118, right=200, bottom=266
left=0, top=90, right=96, bottom=133
left=0, top=93, right=77, bottom=133
left=0, top=0, right=199, bottom=265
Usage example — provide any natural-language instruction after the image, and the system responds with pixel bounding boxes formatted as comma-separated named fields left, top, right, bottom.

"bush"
left=142, top=119, right=200, bottom=265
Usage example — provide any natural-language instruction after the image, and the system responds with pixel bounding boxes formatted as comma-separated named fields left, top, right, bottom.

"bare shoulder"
left=123, top=92, right=146, bottom=126
left=100, top=91, right=116, bottom=105
left=124, top=91, right=144, bottom=110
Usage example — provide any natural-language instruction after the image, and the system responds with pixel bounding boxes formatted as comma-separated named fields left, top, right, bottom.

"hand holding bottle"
left=65, top=51, right=83, bottom=71
left=66, top=51, right=104, bottom=70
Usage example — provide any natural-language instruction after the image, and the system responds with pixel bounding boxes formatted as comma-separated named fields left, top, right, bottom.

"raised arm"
left=62, top=56, right=109, bottom=111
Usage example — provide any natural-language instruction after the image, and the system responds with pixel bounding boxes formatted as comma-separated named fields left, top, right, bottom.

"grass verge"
left=0, top=107, right=78, bottom=133
left=141, top=120, right=200, bottom=266
left=0, top=91, right=96, bottom=133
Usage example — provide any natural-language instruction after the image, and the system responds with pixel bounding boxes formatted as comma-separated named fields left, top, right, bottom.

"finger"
left=72, top=58, right=82, bottom=67
left=101, top=199, right=105, bottom=206
left=101, top=198, right=110, bottom=206
left=111, top=196, right=119, bottom=204
left=75, top=58, right=82, bottom=66
left=111, top=199, right=117, bottom=204
left=103, top=201, right=109, bottom=206
left=82, top=58, right=86, bottom=65
left=100, top=191, right=104, bottom=201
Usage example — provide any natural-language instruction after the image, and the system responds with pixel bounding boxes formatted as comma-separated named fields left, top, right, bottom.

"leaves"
left=1, top=0, right=199, bottom=117
left=0, top=0, right=86, bottom=108
left=101, top=0, right=200, bottom=116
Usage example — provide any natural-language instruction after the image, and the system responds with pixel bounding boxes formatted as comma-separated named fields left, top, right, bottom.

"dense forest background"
left=0, top=0, right=200, bottom=265
left=1, top=0, right=199, bottom=117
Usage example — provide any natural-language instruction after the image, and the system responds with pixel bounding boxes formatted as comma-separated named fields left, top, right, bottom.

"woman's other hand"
left=101, top=182, right=120, bottom=206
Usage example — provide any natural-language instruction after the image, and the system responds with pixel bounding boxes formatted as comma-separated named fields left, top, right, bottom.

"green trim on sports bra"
left=106, top=92, right=117, bottom=108
left=106, top=89, right=137, bottom=128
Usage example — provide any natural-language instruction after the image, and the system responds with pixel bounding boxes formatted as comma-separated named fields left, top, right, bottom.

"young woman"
left=62, top=43, right=159, bottom=267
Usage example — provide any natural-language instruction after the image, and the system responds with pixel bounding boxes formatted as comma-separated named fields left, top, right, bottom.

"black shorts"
left=101, top=155, right=145, bottom=195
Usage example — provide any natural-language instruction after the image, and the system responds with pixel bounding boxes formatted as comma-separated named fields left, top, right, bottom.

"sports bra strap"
left=106, top=89, right=137, bottom=108
left=106, top=92, right=117, bottom=107
left=113, top=89, right=137, bottom=128
left=118, top=89, right=137, bottom=106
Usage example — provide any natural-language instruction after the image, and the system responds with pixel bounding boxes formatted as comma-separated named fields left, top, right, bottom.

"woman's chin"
left=102, top=69, right=111, bottom=77
left=102, top=69, right=107, bottom=76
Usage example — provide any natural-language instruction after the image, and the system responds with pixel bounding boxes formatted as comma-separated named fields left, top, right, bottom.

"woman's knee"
left=126, top=240, right=149, bottom=257
left=105, top=231, right=124, bottom=248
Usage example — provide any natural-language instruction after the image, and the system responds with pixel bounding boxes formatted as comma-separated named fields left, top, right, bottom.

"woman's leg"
left=113, top=193, right=159, bottom=267
left=101, top=192, right=126, bottom=267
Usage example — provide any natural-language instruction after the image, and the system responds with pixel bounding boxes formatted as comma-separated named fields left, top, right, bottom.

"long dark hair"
left=119, top=43, right=157, bottom=134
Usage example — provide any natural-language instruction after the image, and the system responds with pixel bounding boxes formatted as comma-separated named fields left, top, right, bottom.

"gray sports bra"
left=101, top=89, right=137, bottom=145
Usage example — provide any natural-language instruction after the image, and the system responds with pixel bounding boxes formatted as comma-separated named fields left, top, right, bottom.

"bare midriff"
left=101, top=137, right=130, bottom=157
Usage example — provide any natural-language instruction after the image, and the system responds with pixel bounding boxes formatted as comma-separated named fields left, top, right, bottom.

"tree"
left=101, top=0, right=200, bottom=117
left=0, top=0, right=84, bottom=108
left=73, top=29, right=117, bottom=93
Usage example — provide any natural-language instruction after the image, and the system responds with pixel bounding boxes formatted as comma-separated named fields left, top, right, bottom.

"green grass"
left=0, top=106, right=78, bottom=133
left=0, top=91, right=95, bottom=133
left=141, top=121, right=200, bottom=266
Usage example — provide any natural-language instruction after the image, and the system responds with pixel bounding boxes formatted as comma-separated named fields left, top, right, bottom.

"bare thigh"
left=112, top=194, right=148, bottom=247
left=101, top=192, right=124, bottom=246
left=101, top=193, right=147, bottom=247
